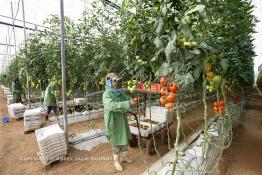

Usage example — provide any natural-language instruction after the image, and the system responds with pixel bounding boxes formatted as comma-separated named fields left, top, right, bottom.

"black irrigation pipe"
left=104, top=0, right=121, bottom=10
left=0, top=14, right=48, bottom=29
left=0, top=20, right=35, bottom=31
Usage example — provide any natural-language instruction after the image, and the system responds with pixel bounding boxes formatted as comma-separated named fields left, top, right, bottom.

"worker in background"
left=44, top=81, right=57, bottom=121
left=103, top=73, right=137, bottom=172
left=12, top=78, right=22, bottom=103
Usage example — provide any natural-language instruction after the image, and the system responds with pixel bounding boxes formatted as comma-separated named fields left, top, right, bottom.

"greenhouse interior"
left=0, top=0, right=262, bottom=175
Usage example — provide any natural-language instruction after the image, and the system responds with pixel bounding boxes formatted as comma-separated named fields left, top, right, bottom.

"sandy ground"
left=218, top=88, right=262, bottom=175
left=0, top=87, right=215, bottom=175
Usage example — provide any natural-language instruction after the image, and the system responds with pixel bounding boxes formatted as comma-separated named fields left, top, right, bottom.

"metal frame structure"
left=0, top=0, right=123, bottom=146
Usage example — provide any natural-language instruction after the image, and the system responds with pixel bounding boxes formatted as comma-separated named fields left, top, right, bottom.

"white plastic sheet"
left=69, top=129, right=108, bottom=151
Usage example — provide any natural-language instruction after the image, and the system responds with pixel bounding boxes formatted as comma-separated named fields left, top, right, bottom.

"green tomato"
left=210, top=85, right=215, bottom=91
left=129, top=87, right=136, bottom=93
left=210, top=81, right=215, bottom=86
left=137, top=59, right=143, bottom=64
left=213, top=75, right=221, bottom=83
left=191, top=41, right=197, bottom=47
left=183, top=41, right=191, bottom=47
left=181, top=38, right=186, bottom=43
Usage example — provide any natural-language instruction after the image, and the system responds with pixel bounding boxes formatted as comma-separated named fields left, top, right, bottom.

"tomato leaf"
left=155, top=18, right=164, bottom=35
left=185, top=5, right=205, bottom=15
left=154, top=37, right=163, bottom=49
left=220, top=59, right=229, bottom=73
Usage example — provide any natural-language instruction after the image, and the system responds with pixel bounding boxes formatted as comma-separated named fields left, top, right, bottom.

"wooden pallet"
left=13, top=117, right=23, bottom=121
left=24, top=126, right=41, bottom=134
left=37, top=152, right=66, bottom=170
left=24, top=129, right=37, bottom=134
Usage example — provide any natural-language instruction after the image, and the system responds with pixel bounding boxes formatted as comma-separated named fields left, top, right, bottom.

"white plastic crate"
left=129, top=121, right=159, bottom=137
left=145, top=106, right=174, bottom=123
left=73, top=98, right=87, bottom=106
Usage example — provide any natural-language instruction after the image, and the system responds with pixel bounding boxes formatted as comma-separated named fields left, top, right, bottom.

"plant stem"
left=171, top=98, right=181, bottom=174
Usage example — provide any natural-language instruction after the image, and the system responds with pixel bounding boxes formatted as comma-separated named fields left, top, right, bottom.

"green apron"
left=12, top=82, right=22, bottom=102
left=103, top=90, right=131, bottom=145
left=43, top=84, right=56, bottom=106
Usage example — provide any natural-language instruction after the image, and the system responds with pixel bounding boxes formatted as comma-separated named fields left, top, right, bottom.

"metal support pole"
left=60, top=0, right=68, bottom=148
left=11, top=2, right=17, bottom=56
left=21, top=0, right=31, bottom=108
left=7, top=27, right=12, bottom=64
left=5, top=36, right=10, bottom=67
left=11, top=2, right=18, bottom=76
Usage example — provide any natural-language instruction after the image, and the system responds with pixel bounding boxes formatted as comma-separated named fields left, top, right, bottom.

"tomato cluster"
left=205, top=63, right=222, bottom=93
left=159, top=76, right=178, bottom=110
left=213, top=100, right=225, bottom=114
left=225, top=93, right=240, bottom=104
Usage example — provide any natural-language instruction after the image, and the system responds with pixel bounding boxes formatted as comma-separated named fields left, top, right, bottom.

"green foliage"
left=1, top=2, right=126, bottom=96
left=0, top=0, right=256, bottom=95
left=120, top=0, right=256, bottom=92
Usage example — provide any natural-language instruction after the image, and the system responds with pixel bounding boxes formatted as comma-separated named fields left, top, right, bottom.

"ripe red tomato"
left=167, top=92, right=176, bottom=102
left=160, top=88, right=167, bottom=96
left=219, top=101, right=225, bottom=107
left=165, top=103, right=174, bottom=110
left=169, top=82, right=178, bottom=93
left=214, top=101, right=219, bottom=107
left=160, top=96, right=167, bottom=106
left=160, top=76, right=168, bottom=87
left=214, top=106, right=219, bottom=113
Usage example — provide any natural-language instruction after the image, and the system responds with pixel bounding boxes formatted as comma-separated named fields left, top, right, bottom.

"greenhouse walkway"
left=221, top=88, right=262, bottom=175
